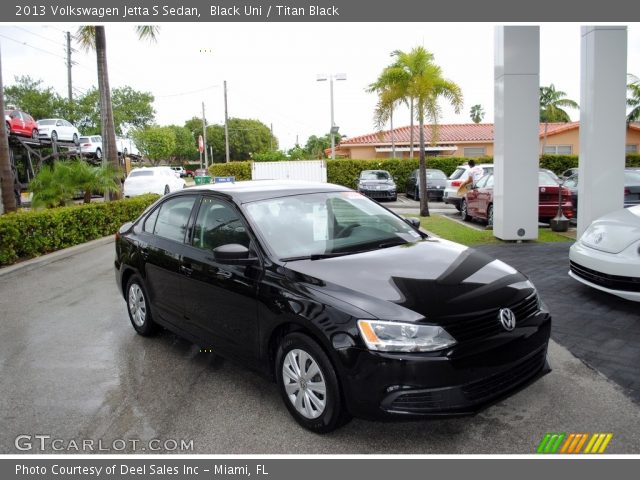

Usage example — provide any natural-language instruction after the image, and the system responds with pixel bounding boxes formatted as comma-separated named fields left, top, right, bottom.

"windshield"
left=38, top=119, right=56, bottom=125
left=538, top=170, right=559, bottom=186
left=244, top=192, right=423, bottom=261
left=129, top=171, right=154, bottom=177
left=360, top=171, right=390, bottom=181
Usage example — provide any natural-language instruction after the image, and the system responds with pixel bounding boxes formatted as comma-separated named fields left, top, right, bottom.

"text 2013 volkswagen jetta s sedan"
left=115, top=180, right=551, bottom=433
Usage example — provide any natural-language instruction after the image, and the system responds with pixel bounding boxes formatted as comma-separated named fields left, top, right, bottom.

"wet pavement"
left=1, top=239, right=639, bottom=454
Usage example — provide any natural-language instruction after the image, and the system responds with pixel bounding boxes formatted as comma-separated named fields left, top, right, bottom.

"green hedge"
left=0, top=194, right=159, bottom=266
left=205, top=155, right=640, bottom=193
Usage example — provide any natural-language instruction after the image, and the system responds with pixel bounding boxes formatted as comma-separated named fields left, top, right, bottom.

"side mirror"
left=403, top=217, right=421, bottom=228
left=354, top=178, right=359, bottom=183
left=213, top=244, right=258, bottom=265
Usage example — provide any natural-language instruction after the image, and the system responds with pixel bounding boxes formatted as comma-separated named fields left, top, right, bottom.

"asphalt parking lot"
left=1, top=237, right=639, bottom=454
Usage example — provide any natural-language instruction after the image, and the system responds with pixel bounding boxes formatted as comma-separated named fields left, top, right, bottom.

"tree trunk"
left=0, top=49, right=17, bottom=214
left=418, top=109, right=430, bottom=217
left=390, top=109, right=395, bottom=158
left=542, top=121, right=549, bottom=154
left=95, top=27, right=121, bottom=200
left=409, top=98, right=415, bottom=159
left=83, top=190, right=92, bottom=204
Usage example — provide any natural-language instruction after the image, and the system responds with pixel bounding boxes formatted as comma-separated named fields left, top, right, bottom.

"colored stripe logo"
left=537, top=433, right=613, bottom=454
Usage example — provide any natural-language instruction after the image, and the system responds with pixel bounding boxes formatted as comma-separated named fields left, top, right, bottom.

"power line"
left=13, top=26, right=65, bottom=48
left=156, top=84, right=220, bottom=98
left=0, top=33, right=66, bottom=60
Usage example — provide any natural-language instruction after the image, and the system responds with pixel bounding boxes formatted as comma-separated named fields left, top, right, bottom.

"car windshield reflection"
left=244, top=191, right=423, bottom=261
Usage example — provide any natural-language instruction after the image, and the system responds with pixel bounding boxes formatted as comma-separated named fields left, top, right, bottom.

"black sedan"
left=115, top=181, right=551, bottom=433
left=406, top=168, right=448, bottom=201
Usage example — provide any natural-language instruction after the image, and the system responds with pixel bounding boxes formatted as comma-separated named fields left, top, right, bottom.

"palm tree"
left=0, top=47, right=17, bottom=213
left=470, top=104, right=485, bottom=123
left=373, top=47, right=462, bottom=216
left=76, top=26, right=158, bottom=199
left=627, top=74, right=640, bottom=124
left=66, top=160, right=119, bottom=203
left=539, top=84, right=578, bottom=154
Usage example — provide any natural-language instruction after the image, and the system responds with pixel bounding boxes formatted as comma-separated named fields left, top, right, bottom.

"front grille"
left=442, top=293, right=539, bottom=343
left=462, top=349, right=546, bottom=402
left=570, top=261, right=640, bottom=292
left=362, top=190, right=395, bottom=199
left=384, top=348, right=547, bottom=414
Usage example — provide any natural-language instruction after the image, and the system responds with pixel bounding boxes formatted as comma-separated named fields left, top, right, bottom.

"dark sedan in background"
left=563, top=169, right=640, bottom=218
left=406, top=168, right=448, bottom=201
left=115, top=180, right=551, bottom=433
left=461, top=170, right=573, bottom=226
left=356, top=170, right=397, bottom=201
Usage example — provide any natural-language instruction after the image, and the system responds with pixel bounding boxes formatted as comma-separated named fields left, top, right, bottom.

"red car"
left=4, top=109, right=38, bottom=139
left=461, top=170, right=573, bottom=226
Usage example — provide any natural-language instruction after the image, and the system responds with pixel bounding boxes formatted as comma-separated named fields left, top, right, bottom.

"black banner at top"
left=3, top=0, right=639, bottom=22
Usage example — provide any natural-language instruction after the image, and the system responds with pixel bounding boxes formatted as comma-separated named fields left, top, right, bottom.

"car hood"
left=359, top=180, right=395, bottom=186
left=283, top=239, right=534, bottom=323
left=580, top=205, right=640, bottom=254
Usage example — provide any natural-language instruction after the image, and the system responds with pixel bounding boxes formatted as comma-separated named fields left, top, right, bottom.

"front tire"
left=51, top=131, right=58, bottom=143
left=275, top=333, right=350, bottom=433
left=461, top=199, right=471, bottom=221
left=73, top=133, right=79, bottom=145
left=487, top=204, right=494, bottom=227
left=414, top=187, right=419, bottom=200
left=125, top=275, right=157, bottom=336
left=31, top=128, right=38, bottom=139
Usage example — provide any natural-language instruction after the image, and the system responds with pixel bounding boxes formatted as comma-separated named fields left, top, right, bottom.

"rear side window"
left=152, top=196, right=196, bottom=243
left=449, top=167, right=467, bottom=180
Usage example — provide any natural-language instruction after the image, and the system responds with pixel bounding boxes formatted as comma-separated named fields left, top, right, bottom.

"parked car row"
left=461, top=170, right=573, bottom=226
left=563, top=169, right=640, bottom=217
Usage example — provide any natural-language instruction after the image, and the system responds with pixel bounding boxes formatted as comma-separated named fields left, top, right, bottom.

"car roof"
left=186, top=180, right=351, bottom=203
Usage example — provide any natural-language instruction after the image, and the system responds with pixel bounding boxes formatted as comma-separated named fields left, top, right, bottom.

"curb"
left=0, top=235, right=115, bottom=278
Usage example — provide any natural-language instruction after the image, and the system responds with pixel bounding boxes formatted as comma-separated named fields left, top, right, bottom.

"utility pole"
left=66, top=32, right=73, bottom=102
left=202, top=102, right=208, bottom=169
left=224, top=80, right=230, bottom=163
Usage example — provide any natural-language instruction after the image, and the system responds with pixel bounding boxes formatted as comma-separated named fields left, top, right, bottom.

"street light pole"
left=317, top=73, right=346, bottom=160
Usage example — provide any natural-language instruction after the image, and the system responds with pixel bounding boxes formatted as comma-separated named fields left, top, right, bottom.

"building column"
left=578, top=26, right=627, bottom=237
left=494, top=26, right=540, bottom=240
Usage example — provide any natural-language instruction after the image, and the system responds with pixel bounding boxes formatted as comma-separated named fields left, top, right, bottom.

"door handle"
left=180, top=264, right=194, bottom=276
left=140, top=248, right=149, bottom=260
left=216, top=269, right=232, bottom=280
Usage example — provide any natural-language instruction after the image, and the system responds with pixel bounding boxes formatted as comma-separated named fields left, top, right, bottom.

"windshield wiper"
left=280, top=251, right=366, bottom=262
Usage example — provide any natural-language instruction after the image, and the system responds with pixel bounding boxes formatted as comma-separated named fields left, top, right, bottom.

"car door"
left=466, top=174, right=487, bottom=217
left=407, top=170, right=417, bottom=197
left=9, top=111, right=25, bottom=135
left=140, top=194, right=197, bottom=329
left=475, top=174, right=494, bottom=220
left=180, top=195, right=261, bottom=364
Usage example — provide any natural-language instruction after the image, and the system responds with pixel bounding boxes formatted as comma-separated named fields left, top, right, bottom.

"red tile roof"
left=339, top=122, right=582, bottom=146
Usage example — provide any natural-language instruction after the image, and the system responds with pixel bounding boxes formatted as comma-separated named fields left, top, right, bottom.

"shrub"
left=0, top=194, right=159, bottom=266
left=208, top=161, right=252, bottom=180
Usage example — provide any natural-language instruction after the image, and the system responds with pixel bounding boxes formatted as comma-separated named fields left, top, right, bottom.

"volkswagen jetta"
left=115, top=180, right=551, bottom=432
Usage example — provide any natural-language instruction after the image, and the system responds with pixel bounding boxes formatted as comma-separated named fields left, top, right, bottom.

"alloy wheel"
left=128, top=283, right=147, bottom=327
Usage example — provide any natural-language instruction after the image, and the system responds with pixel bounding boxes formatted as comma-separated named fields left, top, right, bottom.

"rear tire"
left=125, top=275, right=157, bottom=336
left=461, top=199, right=471, bottom=221
left=73, top=133, right=79, bottom=145
left=487, top=204, right=494, bottom=227
left=275, top=333, right=350, bottom=433
left=31, top=128, right=38, bottom=139
left=95, top=148, right=102, bottom=159
left=51, top=131, right=58, bottom=143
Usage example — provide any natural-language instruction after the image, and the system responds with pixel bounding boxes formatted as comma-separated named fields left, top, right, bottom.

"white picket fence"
left=251, top=160, right=327, bottom=183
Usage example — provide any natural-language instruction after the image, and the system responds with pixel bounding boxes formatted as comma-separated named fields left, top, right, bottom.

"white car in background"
left=117, top=137, right=141, bottom=158
left=123, top=167, right=185, bottom=197
left=79, top=135, right=103, bottom=159
left=443, top=163, right=494, bottom=210
left=569, top=205, right=640, bottom=302
left=36, top=118, right=80, bottom=145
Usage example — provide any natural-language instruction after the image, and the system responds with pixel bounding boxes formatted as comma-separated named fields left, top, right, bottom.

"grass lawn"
left=416, top=214, right=574, bottom=246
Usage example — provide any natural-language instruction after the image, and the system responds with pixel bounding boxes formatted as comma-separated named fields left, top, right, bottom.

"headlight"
left=357, top=320, right=456, bottom=352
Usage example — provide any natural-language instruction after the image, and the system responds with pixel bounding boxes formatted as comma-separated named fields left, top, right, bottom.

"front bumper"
left=569, top=241, right=640, bottom=302
left=359, top=188, right=396, bottom=200
left=336, top=311, right=552, bottom=419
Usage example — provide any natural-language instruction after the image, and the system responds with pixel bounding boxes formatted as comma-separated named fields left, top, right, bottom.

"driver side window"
left=192, top=198, right=250, bottom=251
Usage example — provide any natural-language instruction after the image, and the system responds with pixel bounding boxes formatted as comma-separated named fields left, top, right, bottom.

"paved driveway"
left=1, top=240, right=639, bottom=454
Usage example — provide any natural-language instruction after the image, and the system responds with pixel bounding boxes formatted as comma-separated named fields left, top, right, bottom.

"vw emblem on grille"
left=499, top=308, right=516, bottom=331
left=593, top=232, right=604, bottom=244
